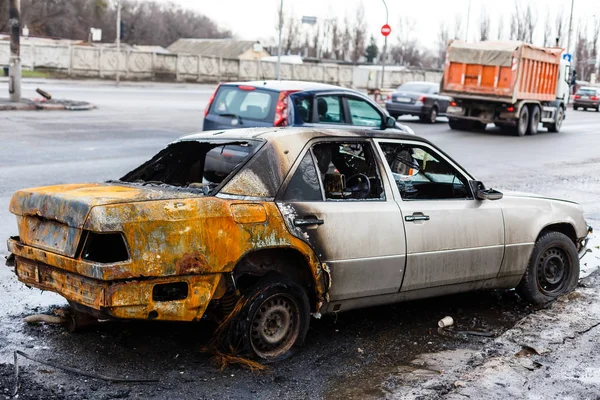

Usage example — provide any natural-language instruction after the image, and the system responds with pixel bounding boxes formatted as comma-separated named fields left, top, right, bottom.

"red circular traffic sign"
left=381, top=24, right=391, bottom=37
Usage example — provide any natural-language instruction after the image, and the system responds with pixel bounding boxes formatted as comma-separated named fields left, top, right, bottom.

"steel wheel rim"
left=250, top=293, right=300, bottom=358
left=536, top=247, right=571, bottom=295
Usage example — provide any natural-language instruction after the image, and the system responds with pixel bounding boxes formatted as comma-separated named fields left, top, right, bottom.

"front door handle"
left=294, top=216, right=324, bottom=227
left=405, top=212, right=430, bottom=222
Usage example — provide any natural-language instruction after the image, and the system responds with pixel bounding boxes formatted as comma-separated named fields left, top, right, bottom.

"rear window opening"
left=209, top=86, right=277, bottom=122
left=120, top=140, right=259, bottom=194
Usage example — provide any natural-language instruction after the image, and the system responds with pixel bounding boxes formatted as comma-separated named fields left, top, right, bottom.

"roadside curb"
left=0, top=99, right=95, bottom=111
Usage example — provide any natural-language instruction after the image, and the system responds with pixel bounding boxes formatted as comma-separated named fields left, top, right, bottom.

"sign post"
left=380, top=23, right=391, bottom=90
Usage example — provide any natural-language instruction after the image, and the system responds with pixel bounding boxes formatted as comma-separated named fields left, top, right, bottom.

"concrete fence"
left=0, top=41, right=442, bottom=88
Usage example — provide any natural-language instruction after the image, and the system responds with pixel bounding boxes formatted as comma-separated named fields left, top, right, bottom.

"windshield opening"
left=119, top=140, right=257, bottom=194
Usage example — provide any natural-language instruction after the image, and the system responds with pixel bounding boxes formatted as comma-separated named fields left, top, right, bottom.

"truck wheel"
left=515, top=106, right=529, bottom=136
left=573, top=105, right=578, bottom=111
left=227, top=275, right=310, bottom=361
left=527, top=105, right=540, bottom=135
left=516, top=231, right=579, bottom=305
left=448, top=119, right=464, bottom=130
left=547, top=106, right=564, bottom=133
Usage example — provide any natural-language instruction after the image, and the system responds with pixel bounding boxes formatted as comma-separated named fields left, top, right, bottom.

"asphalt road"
left=0, top=79, right=599, bottom=399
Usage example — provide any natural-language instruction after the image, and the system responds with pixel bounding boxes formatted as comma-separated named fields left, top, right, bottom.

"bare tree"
left=555, top=8, right=566, bottom=47
left=523, top=5, right=536, bottom=43
left=351, top=3, right=367, bottom=63
left=454, top=14, right=463, bottom=40
left=497, top=15, right=505, bottom=40
left=341, top=17, right=352, bottom=62
left=437, top=23, right=451, bottom=68
left=391, top=16, right=421, bottom=66
left=543, top=10, right=553, bottom=47
left=478, top=10, right=490, bottom=41
left=330, top=18, right=342, bottom=60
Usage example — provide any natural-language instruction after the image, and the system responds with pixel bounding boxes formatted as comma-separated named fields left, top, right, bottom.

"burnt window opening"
left=152, top=282, right=189, bottom=302
left=311, top=142, right=385, bottom=201
left=283, top=151, right=322, bottom=201
left=379, top=143, right=472, bottom=201
left=81, top=232, right=129, bottom=263
left=119, top=141, right=259, bottom=195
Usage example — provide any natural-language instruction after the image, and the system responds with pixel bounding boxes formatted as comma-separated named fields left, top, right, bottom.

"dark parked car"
left=202, top=80, right=414, bottom=134
left=573, top=87, right=600, bottom=111
left=385, top=81, right=450, bottom=123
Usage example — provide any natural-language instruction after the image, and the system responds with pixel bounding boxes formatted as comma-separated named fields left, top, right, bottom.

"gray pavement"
left=0, top=79, right=599, bottom=399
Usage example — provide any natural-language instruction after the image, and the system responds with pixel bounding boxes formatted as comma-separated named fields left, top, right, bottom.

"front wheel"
left=516, top=231, right=579, bottom=305
left=226, top=275, right=310, bottom=361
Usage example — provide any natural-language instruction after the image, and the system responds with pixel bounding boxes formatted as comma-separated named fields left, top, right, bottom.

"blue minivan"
left=202, top=80, right=413, bottom=134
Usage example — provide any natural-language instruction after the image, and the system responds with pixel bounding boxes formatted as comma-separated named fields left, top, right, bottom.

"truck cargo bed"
left=442, top=41, right=563, bottom=103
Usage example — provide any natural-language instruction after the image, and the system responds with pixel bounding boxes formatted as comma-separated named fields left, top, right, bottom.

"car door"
left=290, top=92, right=351, bottom=129
left=276, top=139, right=407, bottom=301
left=374, top=139, right=505, bottom=292
left=343, top=95, right=386, bottom=130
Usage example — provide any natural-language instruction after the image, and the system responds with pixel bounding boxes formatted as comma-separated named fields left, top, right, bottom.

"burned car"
left=6, top=128, right=592, bottom=361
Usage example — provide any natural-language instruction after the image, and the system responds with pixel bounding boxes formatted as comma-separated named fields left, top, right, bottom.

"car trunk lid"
left=9, top=183, right=195, bottom=257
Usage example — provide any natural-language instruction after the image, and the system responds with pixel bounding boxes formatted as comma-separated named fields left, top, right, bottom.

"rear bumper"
left=385, top=102, right=428, bottom=116
left=7, top=238, right=223, bottom=322
left=573, top=101, right=599, bottom=108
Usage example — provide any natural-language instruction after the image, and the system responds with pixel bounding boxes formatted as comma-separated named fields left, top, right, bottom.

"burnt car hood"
left=9, top=183, right=196, bottom=229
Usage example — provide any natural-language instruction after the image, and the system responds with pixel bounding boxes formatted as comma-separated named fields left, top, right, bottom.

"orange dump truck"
left=441, top=41, right=571, bottom=136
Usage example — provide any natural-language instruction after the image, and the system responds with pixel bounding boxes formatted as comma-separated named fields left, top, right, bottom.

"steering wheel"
left=345, top=173, right=371, bottom=199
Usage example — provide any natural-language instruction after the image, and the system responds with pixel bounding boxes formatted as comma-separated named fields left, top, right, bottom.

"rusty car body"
left=6, top=127, right=592, bottom=360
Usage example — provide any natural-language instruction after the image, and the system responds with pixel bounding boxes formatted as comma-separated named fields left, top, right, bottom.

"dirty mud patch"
left=323, top=289, right=533, bottom=400
left=0, top=362, right=68, bottom=400
left=0, top=288, right=534, bottom=400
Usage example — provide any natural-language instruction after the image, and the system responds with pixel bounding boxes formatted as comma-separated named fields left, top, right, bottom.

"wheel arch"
left=537, top=222, right=577, bottom=245
left=231, top=246, right=328, bottom=312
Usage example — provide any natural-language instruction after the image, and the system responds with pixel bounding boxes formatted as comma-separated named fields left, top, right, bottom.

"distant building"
left=167, top=39, right=270, bottom=60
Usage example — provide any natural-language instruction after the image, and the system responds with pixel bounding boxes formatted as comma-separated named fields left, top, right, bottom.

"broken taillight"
left=274, top=90, right=299, bottom=127
left=81, top=232, right=129, bottom=263
left=204, top=83, right=221, bottom=117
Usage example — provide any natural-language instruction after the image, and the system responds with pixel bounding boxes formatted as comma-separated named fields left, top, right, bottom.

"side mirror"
left=385, top=115, right=396, bottom=129
left=470, top=180, right=503, bottom=201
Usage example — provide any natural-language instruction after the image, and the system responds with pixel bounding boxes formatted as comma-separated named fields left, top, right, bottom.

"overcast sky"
left=164, top=0, right=600, bottom=50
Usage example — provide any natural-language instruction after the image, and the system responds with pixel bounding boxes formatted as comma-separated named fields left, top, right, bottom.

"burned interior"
left=120, top=140, right=259, bottom=193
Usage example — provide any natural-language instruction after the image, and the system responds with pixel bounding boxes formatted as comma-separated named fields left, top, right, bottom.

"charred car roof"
left=178, top=128, right=432, bottom=200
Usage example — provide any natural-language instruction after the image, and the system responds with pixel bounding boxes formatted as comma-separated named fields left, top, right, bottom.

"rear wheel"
left=548, top=106, right=564, bottom=133
left=527, top=105, right=540, bottom=135
left=422, top=106, right=438, bottom=124
left=448, top=118, right=464, bottom=130
left=226, top=275, right=310, bottom=361
left=573, top=105, right=579, bottom=111
left=515, top=106, right=529, bottom=136
left=516, top=231, right=579, bottom=305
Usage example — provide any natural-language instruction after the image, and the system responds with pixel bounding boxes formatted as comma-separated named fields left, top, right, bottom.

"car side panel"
left=496, top=195, right=587, bottom=277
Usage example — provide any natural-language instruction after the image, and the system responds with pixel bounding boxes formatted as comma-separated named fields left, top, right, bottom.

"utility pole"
left=8, top=0, right=21, bottom=102
left=276, top=0, right=283, bottom=81
left=380, top=0, right=388, bottom=89
left=116, top=0, right=121, bottom=85
left=566, top=0, right=575, bottom=55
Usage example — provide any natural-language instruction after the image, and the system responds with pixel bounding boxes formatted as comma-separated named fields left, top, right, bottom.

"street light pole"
left=276, top=0, right=283, bottom=81
left=380, top=0, right=388, bottom=89
left=8, top=0, right=21, bottom=102
left=566, top=0, right=575, bottom=55
left=116, top=0, right=121, bottom=85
